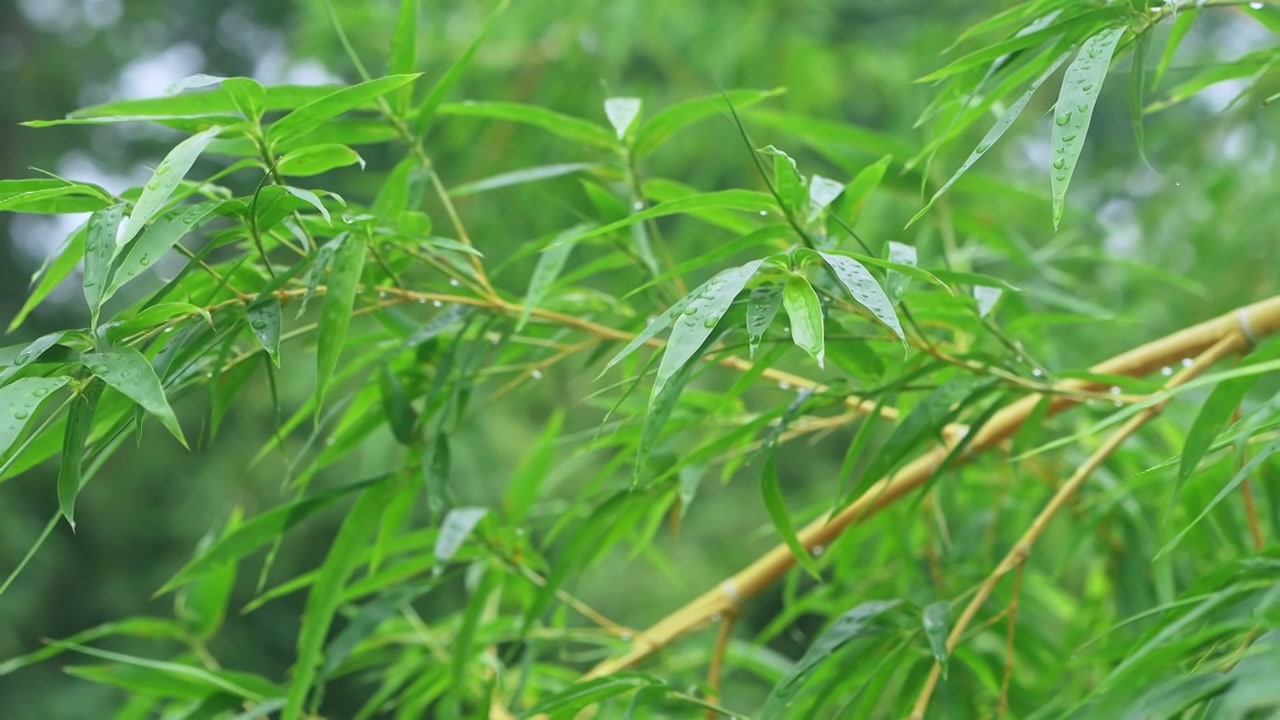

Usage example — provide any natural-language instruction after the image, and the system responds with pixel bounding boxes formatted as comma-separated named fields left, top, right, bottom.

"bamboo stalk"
left=581, top=295, right=1280, bottom=680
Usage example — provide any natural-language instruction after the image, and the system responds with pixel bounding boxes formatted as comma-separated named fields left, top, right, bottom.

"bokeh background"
left=1, top=0, right=1277, bottom=716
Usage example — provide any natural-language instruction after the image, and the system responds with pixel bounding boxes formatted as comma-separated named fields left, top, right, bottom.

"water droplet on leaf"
left=1055, top=112, right=1072, bottom=126
left=531, top=369, right=543, bottom=380
left=432, top=300, right=443, bottom=308
left=1052, top=158, right=1066, bottom=170
left=14, top=410, right=29, bottom=420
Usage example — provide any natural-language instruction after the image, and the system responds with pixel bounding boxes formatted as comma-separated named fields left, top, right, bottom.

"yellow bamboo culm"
left=581, top=295, right=1280, bottom=682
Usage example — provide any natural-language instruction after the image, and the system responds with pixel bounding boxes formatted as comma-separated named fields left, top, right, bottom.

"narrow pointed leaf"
left=277, top=144, right=364, bottom=176
left=604, top=97, right=642, bottom=141
left=1157, top=439, right=1280, bottom=559
left=759, top=145, right=805, bottom=216
left=105, top=201, right=222, bottom=303
left=554, top=190, right=775, bottom=249
left=974, top=286, right=1003, bottom=317
left=1178, top=374, right=1259, bottom=484
left=436, top=101, right=614, bottom=149
left=223, top=77, right=265, bottom=121
left=806, top=174, right=844, bottom=223
left=315, top=233, right=367, bottom=414
left=434, top=507, right=488, bottom=564
left=652, top=260, right=762, bottom=403
left=248, top=297, right=283, bottom=367
left=83, top=204, right=127, bottom=329
left=761, top=448, right=822, bottom=581
left=885, top=242, right=917, bottom=301
left=0, top=376, right=70, bottom=459
left=923, top=601, right=950, bottom=678
left=450, top=163, right=593, bottom=197
left=412, top=0, right=509, bottom=136
left=57, top=379, right=104, bottom=530
left=781, top=276, right=825, bottom=367
left=520, top=224, right=591, bottom=330
left=1131, top=30, right=1152, bottom=168
left=633, top=87, right=784, bottom=158
left=267, top=74, right=421, bottom=145
left=818, top=252, right=904, bottom=343
left=119, top=127, right=221, bottom=248
left=746, top=283, right=784, bottom=359
left=10, top=226, right=86, bottom=332
left=1051, top=27, right=1125, bottom=229
left=1156, top=9, right=1198, bottom=88
left=283, top=186, right=332, bottom=225
left=388, top=0, right=420, bottom=113
left=378, top=364, right=418, bottom=446
left=83, top=347, right=188, bottom=448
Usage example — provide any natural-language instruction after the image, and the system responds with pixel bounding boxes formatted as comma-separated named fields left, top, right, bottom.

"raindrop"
left=14, top=352, right=30, bottom=365
left=758, top=210, right=768, bottom=216
left=432, top=300, right=443, bottom=308
left=325, top=436, right=336, bottom=446
left=531, top=369, right=543, bottom=380
left=782, top=326, right=789, bottom=333
left=378, top=291, right=387, bottom=299
left=632, top=201, right=644, bottom=211
left=1031, top=368, right=1043, bottom=378
left=703, top=317, right=718, bottom=328
left=811, top=545, right=825, bottom=557
left=710, top=612, right=722, bottom=623
left=619, top=632, right=632, bottom=642
left=779, top=381, right=791, bottom=390
left=1076, top=103, right=1089, bottom=113
left=417, top=298, right=427, bottom=304
left=139, top=254, right=151, bottom=266
left=748, top=333, right=761, bottom=344
left=1052, top=157, right=1066, bottom=170
left=14, top=410, right=29, bottom=420
left=450, top=279, right=460, bottom=287
left=515, top=527, right=525, bottom=536
left=1160, top=366, right=1173, bottom=376
left=83, top=281, right=97, bottom=288
left=164, top=327, right=174, bottom=333
left=33, top=387, right=49, bottom=397
left=1251, top=1, right=1264, bottom=7
left=975, top=143, right=991, bottom=154
left=1055, top=112, right=1073, bottom=126
left=205, top=372, right=214, bottom=379
left=1109, top=386, right=1121, bottom=395
left=251, top=320, right=266, bottom=330
left=1181, top=357, right=1193, bottom=368
left=1114, top=401, right=1123, bottom=407
left=1082, top=83, right=1094, bottom=92
left=1062, top=133, right=1077, bottom=142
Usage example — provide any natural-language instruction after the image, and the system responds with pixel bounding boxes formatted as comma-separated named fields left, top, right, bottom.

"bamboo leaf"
left=634, top=87, right=784, bottom=158
left=781, top=275, right=825, bottom=367
left=83, top=204, right=127, bottom=329
left=0, top=376, right=70, bottom=459
left=118, top=127, right=221, bottom=248
left=412, top=0, right=510, bottom=136
left=105, top=201, right=222, bottom=303
left=315, top=233, right=367, bottom=414
left=817, top=252, right=904, bottom=343
left=388, top=0, right=420, bottom=113
left=604, top=97, right=642, bottom=141
left=267, top=74, right=421, bottom=145
left=57, top=379, right=104, bottom=530
left=83, top=347, right=187, bottom=448
left=1051, top=26, right=1125, bottom=229
left=434, top=507, right=488, bottom=564
left=248, top=297, right=283, bottom=367
left=437, top=101, right=614, bottom=149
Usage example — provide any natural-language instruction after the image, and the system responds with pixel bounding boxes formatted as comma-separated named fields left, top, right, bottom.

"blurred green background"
left=1, top=0, right=1277, bottom=716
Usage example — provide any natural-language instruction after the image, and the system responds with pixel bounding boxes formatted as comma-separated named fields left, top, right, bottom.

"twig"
left=1232, top=402, right=1266, bottom=551
left=908, top=333, right=1243, bottom=719
left=997, top=561, right=1026, bottom=720
left=706, top=611, right=737, bottom=720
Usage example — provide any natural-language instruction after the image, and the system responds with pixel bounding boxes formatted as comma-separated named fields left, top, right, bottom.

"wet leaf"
left=57, top=379, right=104, bottom=530
left=781, top=275, right=825, bottom=367
left=746, top=283, right=784, bottom=359
left=652, top=260, right=762, bottom=403
left=283, top=186, right=332, bottom=225
left=520, top=224, right=592, bottom=330
left=817, top=252, right=904, bottom=344
left=10, top=225, right=86, bottom=332
left=267, top=74, right=421, bottom=145
left=105, top=201, right=222, bottom=303
left=83, top=204, right=127, bottom=329
left=885, top=241, right=917, bottom=301
left=378, top=364, right=418, bottom=446
left=1179, top=374, right=1259, bottom=486
left=388, top=0, right=420, bottom=113
left=922, top=601, right=950, bottom=678
left=118, top=126, right=221, bottom=248
left=247, top=297, right=283, bottom=367
left=277, top=144, right=364, bottom=176
left=0, top=376, right=70, bottom=459
left=434, top=507, right=488, bottom=564
left=1051, top=26, right=1125, bottom=229
left=83, top=347, right=187, bottom=448
left=759, top=145, right=805, bottom=216
left=805, top=174, right=844, bottom=224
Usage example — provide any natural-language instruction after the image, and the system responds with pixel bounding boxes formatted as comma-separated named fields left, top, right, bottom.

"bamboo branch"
left=580, top=295, right=1280, bottom=681
left=909, top=333, right=1243, bottom=718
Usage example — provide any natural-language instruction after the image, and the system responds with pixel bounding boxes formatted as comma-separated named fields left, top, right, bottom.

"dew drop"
left=703, top=317, right=718, bottom=328
left=1077, top=103, right=1089, bottom=113
left=14, top=410, right=29, bottom=420
left=1160, top=366, right=1173, bottom=376
left=251, top=320, right=267, bottom=329
left=325, top=436, right=336, bottom=446
left=139, top=254, right=151, bottom=266
left=378, top=291, right=387, bottom=299
left=1082, top=83, right=1094, bottom=92
left=417, top=298, right=427, bottom=304
left=619, top=632, right=632, bottom=642
left=33, top=387, right=49, bottom=397
left=83, top=281, right=97, bottom=288
left=975, top=143, right=991, bottom=154
left=1181, top=357, right=1194, bottom=368
left=450, top=279, right=460, bottom=287
left=432, top=300, right=443, bottom=308
left=1052, top=157, right=1066, bottom=170
left=14, top=352, right=30, bottom=365
left=1031, top=368, right=1043, bottom=378
left=779, top=381, right=791, bottom=390
left=632, top=201, right=644, bottom=211
left=1114, top=401, right=1123, bottom=407
left=1055, top=112, right=1073, bottom=126
left=1062, top=133, right=1077, bottom=142
left=1251, top=1, right=1264, bottom=7
left=1109, top=386, right=1121, bottom=395
left=811, top=545, right=825, bottom=557
left=205, top=371, right=214, bottom=379
left=710, top=612, right=723, bottom=623
left=683, top=306, right=698, bottom=315
left=164, top=327, right=174, bottom=333
left=531, top=369, right=543, bottom=380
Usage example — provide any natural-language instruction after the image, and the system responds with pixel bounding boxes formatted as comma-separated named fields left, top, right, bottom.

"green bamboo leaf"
left=805, top=174, right=844, bottom=224
left=450, top=163, right=594, bottom=197
left=0, top=332, right=69, bottom=386
left=782, top=275, right=825, bottom=367
left=437, top=100, right=615, bottom=149
left=165, top=74, right=227, bottom=94
left=175, top=511, right=242, bottom=639
left=283, top=187, right=332, bottom=225
left=412, top=0, right=509, bottom=136
left=284, top=477, right=398, bottom=719
left=372, top=157, right=417, bottom=218
left=118, top=126, right=221, bottom=248
left=638, top=333, right=711, bottom=482
left=1051, top=26, right=1125, bottom=229
left=746, top=283, right=784, bottom=359
left=1157, top=439, right=1280, bottom=560
left=1178, top=374, right=1259, bottom=485
left=520, top=224, right=592, bottom=330
left=0, top=376, right=70, bottom=459
left=761, top=434, right=822, bottom=580
left=747, top=109, right=913, bottom=162
left=604, top=97, right=642, bottom=141
left=922, top=601, right=950, bottom=678
left=53, top=641, right=275, bottom=701
left=817, top=252, right=904, bottom=343
left=277, top=144, right=364, bottom=176
left=0, top=617, right=186, bottom=677
left=885, top=241, right=917, bottom=301
left=1155, top=8, right=1198, bottom=88
left=83, top=204, right=127, bottom=329
left=830, top=154, right=891, bottom=227
left=156, top=476, right=388, bottom=595
left=860, top=378, right=984, bottom=486
left=553, top=190, right=775, bottom=249
left=907, top=50, right=1073, bottom=228
left=10, top=226, right=86, bottom=332
left=759, top=145, right=806, bottom=216
left=297, top=236, right=342, bottom=319
left=760, top=600, right=904, bottom=719
left=105, top=201, right=222, bottom=303
left=248, top=297, right=283, bottom=367
left=523, top=676, right=655, bottom=717
left=917, top=10, right=1119, bottom=83
left=104, top=303, right=210, bottom=343
left=223, top=77, right=265, bottom=121
left=1131, top=30, right=1152, bottom=169
left=377, top=364, right=418, bottom=446
left=388, top=0, right=420, bottom=113
left=633, top=87, right=784, bottom=158
left=434, top=507, right=488, bottom=564
left=57, top=379, right=104, bottom=530
left=0, top=181, right=112, bottom=214
left=423, top=429, right=450, bottom=517
left=315, top=233, right=367, bottom=414
left=652, top=260, right=763, bottom=403
left=1117, top=674, right=1232, bottom=720
left=267, top=74, right=421, bottom=146
left=83, top=347, right=187, bottom=448
left=504, top=409, right=564, bottom=524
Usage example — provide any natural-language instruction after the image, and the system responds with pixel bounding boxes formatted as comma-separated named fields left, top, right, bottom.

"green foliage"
left=2, top=0, right=1280, bottom=718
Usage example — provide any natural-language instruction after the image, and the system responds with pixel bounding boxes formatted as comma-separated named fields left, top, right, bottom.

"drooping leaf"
left=746, top=282, right=784, bottom=359
left=267, top=74, right=421, bottom=145
left=1155, top=8, right=1198, bottom=88
left=760, top=393, right=823, bottom=580
left=1130, top=29, right=1152, bottom=169
left=805, top=174, right=844, bottom=224
left=277, top=144, right=364, bottom=176
left=817, top=252, right=905, bottom=344
left=652, top=260, right=762, bottom=403
left=248, top=297, right=283, bottom=367
left=604, top=97, right=642, bottom=141
left=759, top=145, right=806, bottom=217
left=57, top=379, right=104, bottom=530
left=1178, top=374, right=1261, bottom=485
left=1050, top=26, right=1125, bottom=229
left=83, top=347, right=187, bottom=448
left=781, top=275, right=825, bottom=367
left=377, top=364, right=418, bottom=446
left=504, top=409, right=564, bottom=524
left=83, top=204, right=127, bottom=329
left=315, top=233, right=367, bottom=414
left=0, top=376, right=70, bottom=460
left=974, top=286, right=1003, bottom=317
left=922, top=601, right=950, bottom=678
left=283, top=186, right=332, bottom=225
left=118, top=127, right=221, bottom=248
left=1159, top=440, right=1280, bottom=559
left=434, top=507, right=488, bottom=564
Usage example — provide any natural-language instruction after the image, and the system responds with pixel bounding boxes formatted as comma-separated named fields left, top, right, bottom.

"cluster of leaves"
left=2, top=0, right=1280, bottom=718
